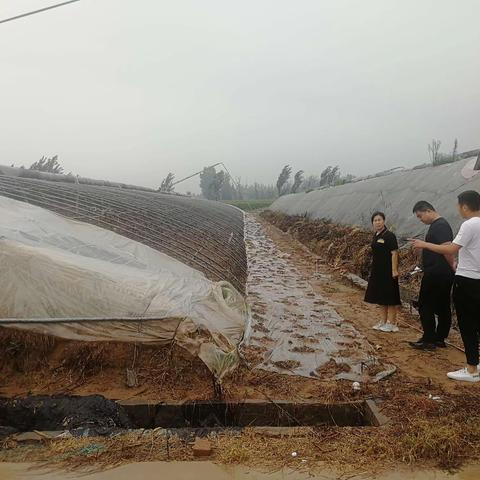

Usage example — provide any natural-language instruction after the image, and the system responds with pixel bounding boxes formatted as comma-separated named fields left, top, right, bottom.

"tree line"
left=21, top=136, right=464, bottom=202
left=180, top=164, right=356, bottom=201
left=18, top=157, right=351, bottom=200
left=10, top=155, right=65, bottom=174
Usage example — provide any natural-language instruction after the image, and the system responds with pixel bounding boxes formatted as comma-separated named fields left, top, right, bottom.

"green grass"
left=222, top=199, right=275, bottom=211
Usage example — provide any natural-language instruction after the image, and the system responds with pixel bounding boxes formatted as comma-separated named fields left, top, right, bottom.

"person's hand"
left=409, top=238, right=427, bottom=250
left=392, top=270, right=399, bottom=279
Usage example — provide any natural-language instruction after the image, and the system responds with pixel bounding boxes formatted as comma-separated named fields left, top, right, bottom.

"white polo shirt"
left=453, top=216, right=480, bottom=280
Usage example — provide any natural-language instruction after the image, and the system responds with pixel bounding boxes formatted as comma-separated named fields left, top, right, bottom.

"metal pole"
left=171, top=163, right=222, bottom=186
left=0, top=316, right=172, bottom=325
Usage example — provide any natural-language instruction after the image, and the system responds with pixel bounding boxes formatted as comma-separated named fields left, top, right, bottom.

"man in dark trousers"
left=411, top=191, right=480, bottom=382
left=409, top=201, right=455, bottom=350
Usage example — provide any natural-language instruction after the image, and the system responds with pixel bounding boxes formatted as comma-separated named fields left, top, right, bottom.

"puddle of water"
left=1, top=462, right=479, bottom=480
left=244, top=215, right=392, bottom=381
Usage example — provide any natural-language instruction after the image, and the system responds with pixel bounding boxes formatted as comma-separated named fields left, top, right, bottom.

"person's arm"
left=431, top=222, right=456, bottom=271
left=441, top=242, right=457, bottom=271
left=387, top=232, right=400, bottom=278
left=410, top=239, right=461, bottom=255
left=391, top=250, right=399, bottom=278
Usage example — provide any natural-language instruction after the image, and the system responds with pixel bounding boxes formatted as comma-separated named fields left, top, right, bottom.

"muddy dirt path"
left=244, top=215, right=392, bottom=381
left=255, top=215, right=474, bottom=393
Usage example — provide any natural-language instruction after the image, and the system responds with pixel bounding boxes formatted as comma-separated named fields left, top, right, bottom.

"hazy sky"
left=1, top=1, right=479, bottom=193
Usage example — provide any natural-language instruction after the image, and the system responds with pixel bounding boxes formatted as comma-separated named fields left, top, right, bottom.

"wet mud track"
left=244, top=215, right=392, bottom=381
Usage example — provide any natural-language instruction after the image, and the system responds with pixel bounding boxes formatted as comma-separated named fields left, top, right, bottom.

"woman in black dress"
left=364, top=211, right=401, bottom=332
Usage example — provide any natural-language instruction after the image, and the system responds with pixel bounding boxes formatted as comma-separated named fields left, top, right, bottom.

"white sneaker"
left=372, top=322, right=385, bottom=331
left=379, top=323, right=399, bottom=333
left=447, top=368, right=480, bottom=383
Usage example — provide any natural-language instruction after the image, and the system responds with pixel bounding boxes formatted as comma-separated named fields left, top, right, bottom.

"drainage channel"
left=0, top=395, right=387, bottom=438
left=120, top=399, right=382, bottom=428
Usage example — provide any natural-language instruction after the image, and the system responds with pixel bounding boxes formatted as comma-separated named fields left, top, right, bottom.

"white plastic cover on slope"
left=0, top=196, right=249, bottom=380
left=270, top=157, right=480, bottom=240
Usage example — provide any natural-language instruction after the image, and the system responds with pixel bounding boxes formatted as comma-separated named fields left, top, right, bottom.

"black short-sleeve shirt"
left=384, top=230, right=399, bottom=252
left=422, top=217, right=454, bottom=276
left=370, top=228, right=398, bottom=275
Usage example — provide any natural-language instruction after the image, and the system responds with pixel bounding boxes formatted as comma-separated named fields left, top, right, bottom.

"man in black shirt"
left=409, top=201, right=455, bottom=350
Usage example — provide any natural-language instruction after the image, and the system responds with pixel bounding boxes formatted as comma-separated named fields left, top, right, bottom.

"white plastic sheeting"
left=270, top=157, right=480, bottom=240
left=0, top=196, right=249, bottom=380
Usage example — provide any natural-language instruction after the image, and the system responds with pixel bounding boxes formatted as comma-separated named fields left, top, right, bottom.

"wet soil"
left=0, top=395, right=130, bottom=433
left=244, top=215, right=390, bottom=381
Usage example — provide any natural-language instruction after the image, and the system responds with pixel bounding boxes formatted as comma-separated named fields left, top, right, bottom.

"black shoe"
left=435, top=340, right=447, bottom=348
left=409, top=340, right=436, bottom=350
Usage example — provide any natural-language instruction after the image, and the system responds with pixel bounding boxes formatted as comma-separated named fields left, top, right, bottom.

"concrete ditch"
left=0, top=395, right=388, bottom=439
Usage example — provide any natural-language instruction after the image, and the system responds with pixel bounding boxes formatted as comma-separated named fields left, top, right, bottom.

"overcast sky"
left=0, top=1, right=479, bottom=193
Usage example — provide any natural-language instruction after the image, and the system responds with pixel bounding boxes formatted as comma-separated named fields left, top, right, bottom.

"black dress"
left=364, top=227, right=401, bottom=306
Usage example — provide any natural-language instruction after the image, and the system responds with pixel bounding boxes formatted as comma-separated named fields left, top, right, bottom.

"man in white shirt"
left=411, top=190, right=480, bottom=383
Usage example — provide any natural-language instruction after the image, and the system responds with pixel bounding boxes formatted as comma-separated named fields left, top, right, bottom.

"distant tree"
left=235, top=177, right=244, bottom=200
left=320, top=166, right=331, bottom=186
left=328, top=166, right=340, bottom=185
left=253, top=182, right=259, bottom=199
left=199, top=166, right=230, bottom=200
left=428, top=139, right=442, bottom=165
left=29, top=155, right=64, bottom=174
left=276, top=165, right=292, bottom=196
left=219, top=174, right=238, bottom=200
left=212, top=170, right=226, bottom=200
left=297, top=168, right=353, bottom=191
left=238, top=181, right=276, bottom=200
left=291, top=170, right=304, bottom=193
left=319, top=165, right=340, bottom=186
left=335, top=173, right=356, bottom=186
left=452, top=138, right=458, bottom=162
left=301, top=174, right=321, bottom=192
left=199, top=166, right=217, bottom=200
left=430, top=138, right=461, bottom=167
left=159, top=172, right=175, bottom=193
